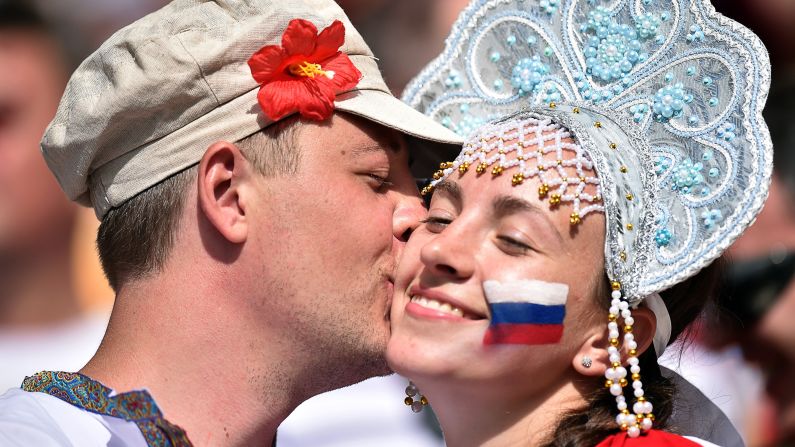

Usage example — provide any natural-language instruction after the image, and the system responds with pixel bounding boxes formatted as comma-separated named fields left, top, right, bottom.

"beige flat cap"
left=41, top=0, right=462, bottom=218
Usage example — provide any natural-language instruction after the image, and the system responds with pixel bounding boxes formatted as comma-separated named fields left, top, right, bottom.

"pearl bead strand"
left=604, top=281, right=654, bottom=438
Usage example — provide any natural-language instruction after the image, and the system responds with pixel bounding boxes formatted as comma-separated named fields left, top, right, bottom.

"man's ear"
left=572, top=306, right=657, bottom=377
left=197, top=141, right=252, bottom=244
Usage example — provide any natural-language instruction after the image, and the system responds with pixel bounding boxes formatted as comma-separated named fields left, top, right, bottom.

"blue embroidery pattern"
left=22, top=371, right=192, bottom=447
left=402, top=0, right=772, bottom=297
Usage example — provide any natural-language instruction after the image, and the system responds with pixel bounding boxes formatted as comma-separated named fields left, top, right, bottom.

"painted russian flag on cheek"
left=482, top=279, right=568, bottom=345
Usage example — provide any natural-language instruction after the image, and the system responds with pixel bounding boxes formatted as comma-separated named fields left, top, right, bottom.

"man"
left=0, top=0, right=461, bottom=445
left=0, top=0, right=109, bottom=391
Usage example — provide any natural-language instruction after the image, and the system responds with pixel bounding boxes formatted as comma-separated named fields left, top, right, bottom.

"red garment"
left=596, top=430, right=702, bottom=447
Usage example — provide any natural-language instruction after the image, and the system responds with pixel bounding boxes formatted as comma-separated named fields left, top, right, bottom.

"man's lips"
left=406, top=285, right=487, bottom=321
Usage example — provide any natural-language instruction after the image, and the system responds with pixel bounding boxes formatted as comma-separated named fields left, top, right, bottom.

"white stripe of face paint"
left=483, top=279, right=569, bottom=306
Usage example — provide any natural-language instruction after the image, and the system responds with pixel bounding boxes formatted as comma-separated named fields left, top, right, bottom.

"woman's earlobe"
left=572, top=305, right=657, bottom=377
left=573, top=332, right=610, bottom=377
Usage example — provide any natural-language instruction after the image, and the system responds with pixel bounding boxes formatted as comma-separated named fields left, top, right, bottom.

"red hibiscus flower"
left=248, top=19, right=362, bottom=121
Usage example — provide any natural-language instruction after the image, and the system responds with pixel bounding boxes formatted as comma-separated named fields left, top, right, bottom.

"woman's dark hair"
left=541, top=256, right=726, bottom=447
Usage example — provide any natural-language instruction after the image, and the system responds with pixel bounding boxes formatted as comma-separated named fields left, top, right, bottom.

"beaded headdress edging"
left=424, top=115, right=604, bottom=226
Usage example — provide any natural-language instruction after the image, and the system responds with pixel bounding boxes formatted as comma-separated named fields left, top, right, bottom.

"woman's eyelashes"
left=496, top=234, right=534, bottom=255
left=420, top=215, right=453, bottom=232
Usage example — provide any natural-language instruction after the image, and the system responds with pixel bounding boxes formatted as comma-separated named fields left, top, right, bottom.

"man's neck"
left=0, top=248, right=81, bottom=328
left=80, top=271, right=320, bottom=447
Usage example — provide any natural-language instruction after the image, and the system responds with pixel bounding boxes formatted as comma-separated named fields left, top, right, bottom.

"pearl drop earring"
left=403, top=381, right=428, bottom=413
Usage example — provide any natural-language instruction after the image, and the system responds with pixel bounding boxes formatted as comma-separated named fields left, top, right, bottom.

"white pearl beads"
left=604, top=284, right=652, bottom=438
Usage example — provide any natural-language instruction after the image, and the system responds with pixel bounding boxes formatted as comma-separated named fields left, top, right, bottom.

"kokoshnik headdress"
left=402, top=0, right=772, bottom=437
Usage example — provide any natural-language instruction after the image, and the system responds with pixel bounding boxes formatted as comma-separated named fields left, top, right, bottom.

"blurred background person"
left=703, top=78, right=795, bottom=446
left=0, top=0, right=110, bottom=392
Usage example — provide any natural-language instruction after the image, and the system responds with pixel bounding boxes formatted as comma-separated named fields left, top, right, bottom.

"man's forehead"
left=339, top=112, right=406, bottom=154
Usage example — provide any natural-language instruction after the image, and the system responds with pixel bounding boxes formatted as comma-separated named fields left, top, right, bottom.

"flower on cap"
left=248, top=19, right=361, bottom=121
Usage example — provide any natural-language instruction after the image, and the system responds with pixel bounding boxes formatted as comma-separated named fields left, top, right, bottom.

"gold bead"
left=538, top=164, right=546, bottom=171
left=404, top=397, right=413, bottom=406
left=512, top=173, right=525, bottom=186
left=620, top=423, right=629, bottom=431
left=549, top=194, right=561, bottom=205
left=594, top=121, right=602, bottom=128
left=624, top=325, right=633, bottom=333
left=632, top=373, right=640, bottom=381
left=557, top=159, right=563, bottom=165
left=594, top=194, right=602, bottom=202
left=612, top=361, right=621, bottom=368
left=476, top=162, right=488, bottom=174
left=498, top=149, right=505, bottom=154
left=420, top=396, right=428, bottom=405
left=516, top=155, right=524, bottom=161
left=492, top=165, right=504, bottom=176
left=549, top=101, right=557, bottom=108
left=626, top=193, right=633, bottom=201
left=465, top=151, right=473, bottom=156
left=609, top=142, right=617, bottom=149
left=648, top=413, right=655, bottom=421
left=611, top=281, right=622, bottom=291
left=637, top=396, right=646, bottom=402
left=619, top=378, right=628, bottom=387
left=626, top=223, right=634, bottom=231
left=570, top=213, right=581, bottom=225
left=605, top=379, right=614, bottom=388
left=629, top=349, right=637, bottom=357
left=579, top=176, right=586, bottom=182
left=619, top=251, right=627, bottom=261
left=458, top=162, right=470, bottom=174
left=620, top=166, right=628, bottom=173
left=610, top=338, right=619, bottom=347
left=538, top=183, right=550, bottom=197
left=608, top=313, right=617, bottom=322
left=573, top=107, right=580, bottom=114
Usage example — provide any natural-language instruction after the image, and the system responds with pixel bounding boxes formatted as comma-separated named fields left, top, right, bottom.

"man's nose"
left=393, top=195, right=426, bottom=243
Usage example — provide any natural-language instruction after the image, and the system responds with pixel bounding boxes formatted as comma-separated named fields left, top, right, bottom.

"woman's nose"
left=419, top=223, right=476, bottom=279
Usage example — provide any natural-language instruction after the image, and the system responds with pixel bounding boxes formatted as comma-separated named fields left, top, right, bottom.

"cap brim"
left=334, top=89, right=464, bottom=146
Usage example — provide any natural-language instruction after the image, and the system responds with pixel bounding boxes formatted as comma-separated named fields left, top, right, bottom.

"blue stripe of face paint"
left=488, top=302, right=566, bottom=325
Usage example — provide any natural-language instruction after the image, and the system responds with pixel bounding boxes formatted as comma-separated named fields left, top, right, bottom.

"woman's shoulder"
left=596, top=430, right=722, bottom=447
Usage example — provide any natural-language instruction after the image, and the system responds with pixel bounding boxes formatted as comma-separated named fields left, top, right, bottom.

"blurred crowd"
left=1, top=0, right=794, bottom=446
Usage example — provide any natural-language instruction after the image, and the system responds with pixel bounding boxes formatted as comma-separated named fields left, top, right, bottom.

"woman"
left=389, top=0, right=772, bottom=445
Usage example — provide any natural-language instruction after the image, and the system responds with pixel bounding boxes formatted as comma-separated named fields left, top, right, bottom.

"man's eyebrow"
left=350, top=141, right=400, bottom=157
left=350, top=132, right=403, bottom=156
left=493, top=195, right=563, bottom=243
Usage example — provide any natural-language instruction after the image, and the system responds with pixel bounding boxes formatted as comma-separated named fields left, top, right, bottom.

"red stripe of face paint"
left=483, top=324, right=564, bottom=345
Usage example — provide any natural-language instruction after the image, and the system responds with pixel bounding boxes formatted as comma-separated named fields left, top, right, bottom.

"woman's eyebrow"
left=433, top=180, right=463, bottom=204
left=492, top=195, right=563, bottom=244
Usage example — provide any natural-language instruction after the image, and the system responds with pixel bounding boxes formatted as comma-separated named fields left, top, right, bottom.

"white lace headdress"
left=403, top=0, right=771, bottom=303
left=403, top=0, right=772, bottom=437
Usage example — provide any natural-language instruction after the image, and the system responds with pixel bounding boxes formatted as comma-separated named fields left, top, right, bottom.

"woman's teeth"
left=410, top=295, right=465, bottom=317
